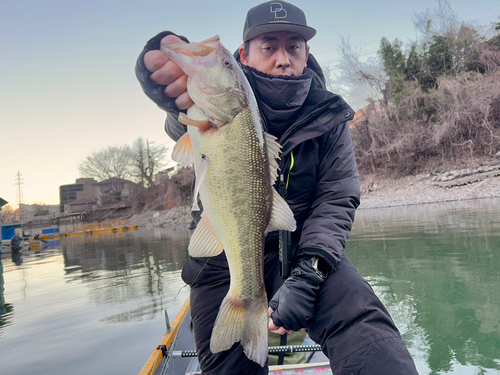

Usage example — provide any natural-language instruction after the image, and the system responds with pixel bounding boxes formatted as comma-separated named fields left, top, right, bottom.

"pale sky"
left=1, top=0, right=499, bottom=207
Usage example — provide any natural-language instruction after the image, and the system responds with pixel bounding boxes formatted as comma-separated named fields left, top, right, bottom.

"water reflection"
left=61, top=228, right=190, bottom=323
left=0, top=227, right=191, bottom=375
left=1, top=201, right=499, bottom=375
left=0, top=262, right=14, bottom=335
left=349, top=199, right=500, bottom=374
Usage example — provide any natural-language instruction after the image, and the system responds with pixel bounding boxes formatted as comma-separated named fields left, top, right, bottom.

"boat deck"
left=142, top=299, right=332, bottom=375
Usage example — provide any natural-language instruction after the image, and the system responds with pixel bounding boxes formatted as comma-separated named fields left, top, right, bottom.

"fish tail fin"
left=210, top=293, right=268, bottom=367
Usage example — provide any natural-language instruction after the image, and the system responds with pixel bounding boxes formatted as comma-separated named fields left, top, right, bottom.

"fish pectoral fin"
left=178, top=112, right=214, bottom=132
left=191, top=155, right=210, bottom=211
left=188, top=213, right=224, bottom=257
left=265, top=189, right=297, bottom=234
left=210, top=293, right=268, bottom=367
left=171, top=133, right=194, bottom=166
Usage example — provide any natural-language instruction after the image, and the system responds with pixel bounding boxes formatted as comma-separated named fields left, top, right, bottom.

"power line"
left=314, top=8, right=500, bottom=66
left=316, top=46, right=381, bottom=66
left=314, top=30, right=417, bottom=57
left=315, top=11, right=500, bottom=66
left=462, top=6, right=500, bottom=20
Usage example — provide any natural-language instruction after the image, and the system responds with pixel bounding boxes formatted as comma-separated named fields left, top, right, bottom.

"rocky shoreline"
left=127, top=163, right=500, bottom=228
left=359, top=163, right=500, bottom=210
left=127, top=205, right=193, bottom=229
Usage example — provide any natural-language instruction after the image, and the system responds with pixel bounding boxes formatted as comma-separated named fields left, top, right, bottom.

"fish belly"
left=192, top=108, right=271, bottom=367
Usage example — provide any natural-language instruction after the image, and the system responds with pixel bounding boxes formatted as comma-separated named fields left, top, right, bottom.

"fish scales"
left=194, top=108, right=269, bottom=298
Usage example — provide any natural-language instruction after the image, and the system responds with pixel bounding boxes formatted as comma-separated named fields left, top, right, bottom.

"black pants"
left=181, top=252, right=419, bottom=375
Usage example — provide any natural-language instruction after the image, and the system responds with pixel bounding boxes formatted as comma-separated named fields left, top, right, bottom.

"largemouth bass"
left=161, top=36, right=296, bottom=367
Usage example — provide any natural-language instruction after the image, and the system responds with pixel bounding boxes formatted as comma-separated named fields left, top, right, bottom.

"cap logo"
left=270, top=2, right=287, bottom=19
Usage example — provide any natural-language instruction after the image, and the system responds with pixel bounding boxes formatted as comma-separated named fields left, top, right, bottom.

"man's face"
left=239, top=31, right=310, bottom=77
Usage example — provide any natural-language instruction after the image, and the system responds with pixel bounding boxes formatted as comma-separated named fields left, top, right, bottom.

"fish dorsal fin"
left=188, top=213, right=224, bottom=257
left=265, top=133, right=281, bottom=184
left=191, top=155, right=210, bottom=211
left=264, top=133, right=295, bottom=234
left=171, top=132, right=194, bottom=166
left=265, top=189, right=297, bottom=234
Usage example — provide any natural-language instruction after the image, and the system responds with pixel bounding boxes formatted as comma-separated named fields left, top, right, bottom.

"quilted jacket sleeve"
left=296, top=121, right=361, bottom=272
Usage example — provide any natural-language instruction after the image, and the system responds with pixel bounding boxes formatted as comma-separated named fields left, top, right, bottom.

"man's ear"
left=305, top=45, right=310, bottom=68
left=239, top=45, right=249, bottom=66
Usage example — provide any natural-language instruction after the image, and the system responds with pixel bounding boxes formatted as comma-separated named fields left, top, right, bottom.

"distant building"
left=19, top=203, right=59, bottom=222
left=93, top=178, right=140, bottom=208
left=66, top=197, right=96, bottom=214
left=59, top=178, right=96, bottom=213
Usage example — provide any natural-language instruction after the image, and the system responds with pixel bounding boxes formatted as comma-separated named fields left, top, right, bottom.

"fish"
left=161, top=36, right=296, bottom=367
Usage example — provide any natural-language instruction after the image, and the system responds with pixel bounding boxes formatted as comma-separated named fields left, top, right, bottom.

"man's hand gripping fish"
left=161, top=36, right=296, bottom=367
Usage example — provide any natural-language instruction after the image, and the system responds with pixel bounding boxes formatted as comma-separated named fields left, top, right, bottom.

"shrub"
left=351, top=69, right=500, bottom=175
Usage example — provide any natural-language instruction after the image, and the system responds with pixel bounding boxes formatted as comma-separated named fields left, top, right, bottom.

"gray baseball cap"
left=243, top=1, right=317, bottom=42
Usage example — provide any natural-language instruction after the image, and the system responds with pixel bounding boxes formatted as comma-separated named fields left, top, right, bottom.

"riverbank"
left=359, top=163, right=500, bottom=210
left=127, top=205, right=192, bottom=228
left=127, top=163, right=500, bottom=228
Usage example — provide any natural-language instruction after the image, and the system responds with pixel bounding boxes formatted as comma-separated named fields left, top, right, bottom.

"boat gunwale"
left=139, top=297, right=191, bottom=375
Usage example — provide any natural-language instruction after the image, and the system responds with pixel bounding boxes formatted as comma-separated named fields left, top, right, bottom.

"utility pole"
left=14, top=170, right=24, bottom=222
left=147, top=139, right=155, bottom=187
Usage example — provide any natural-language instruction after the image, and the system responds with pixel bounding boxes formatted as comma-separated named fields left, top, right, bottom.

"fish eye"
left=223, top=59, right=231, bottom=67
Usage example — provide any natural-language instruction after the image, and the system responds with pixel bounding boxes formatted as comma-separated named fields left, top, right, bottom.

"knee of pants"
left=306, top=257, right=403, bottom=359
left=331, top=337, right=419, bottom=375
left=181, top=254, right=230, bottom=286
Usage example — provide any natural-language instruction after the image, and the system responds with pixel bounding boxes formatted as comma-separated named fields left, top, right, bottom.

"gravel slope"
left=359, top=172, right=500, bottom=210
left=129, top=164, right=500, bottom=227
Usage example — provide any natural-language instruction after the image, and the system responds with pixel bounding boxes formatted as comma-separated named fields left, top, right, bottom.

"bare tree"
left=413, top=0, right=460, bottom=43
left=0, top=205, right=15, bottom=223
left=78, top=145, right=134, bottom=182
left=326, top=0, right=463, bottom=112
left=324, top=35, right=386, bottom=111
left=131, top=138, right=168, bottom=188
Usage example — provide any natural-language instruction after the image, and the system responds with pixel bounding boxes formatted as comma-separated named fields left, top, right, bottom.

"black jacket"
left=135, top=31, right=360, bottom=272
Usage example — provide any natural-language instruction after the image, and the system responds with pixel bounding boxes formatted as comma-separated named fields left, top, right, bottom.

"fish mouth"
left=160, top=36, right=221, bottom=76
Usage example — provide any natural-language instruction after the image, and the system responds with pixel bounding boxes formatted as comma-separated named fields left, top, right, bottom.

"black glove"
left=135, top=31, right=190, bottom=112
left=269, top=257, right=327, bottom=332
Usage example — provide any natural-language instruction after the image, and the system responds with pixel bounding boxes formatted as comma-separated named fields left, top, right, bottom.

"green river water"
left=0, top=198, right=499, bottom=374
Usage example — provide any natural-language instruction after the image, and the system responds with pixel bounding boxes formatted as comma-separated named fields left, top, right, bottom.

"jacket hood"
left=234, top=49, right=355, bottom=153
left=243, top=66, right=313, bottom=139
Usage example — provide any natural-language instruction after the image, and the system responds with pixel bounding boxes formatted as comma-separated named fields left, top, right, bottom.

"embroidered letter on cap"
left=270, top=2, right=287, bottom=19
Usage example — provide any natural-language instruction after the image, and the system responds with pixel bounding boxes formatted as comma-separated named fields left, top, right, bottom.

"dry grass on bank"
left=352, top=69, right=500, bottom=177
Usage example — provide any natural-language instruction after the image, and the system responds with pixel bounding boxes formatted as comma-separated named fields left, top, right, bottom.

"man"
left=10, top=234, right=23, bottom=253
left=136, top=1, right=419, bottom=374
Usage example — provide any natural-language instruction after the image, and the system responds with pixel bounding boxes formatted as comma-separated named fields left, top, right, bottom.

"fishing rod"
left=168, top=344, right=322, bottom=358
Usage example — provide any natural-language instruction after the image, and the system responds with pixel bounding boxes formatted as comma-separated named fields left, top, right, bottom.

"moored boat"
left=1, top=237, right=48, bottom=254
left=1, top=239, right=29, bottom=253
